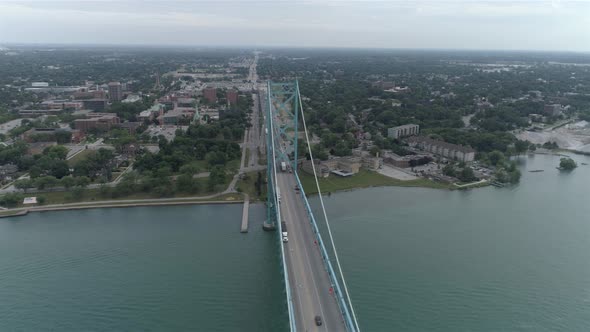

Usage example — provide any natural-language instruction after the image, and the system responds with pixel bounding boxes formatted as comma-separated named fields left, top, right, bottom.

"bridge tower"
left=263, top=80, right=300, bottom=230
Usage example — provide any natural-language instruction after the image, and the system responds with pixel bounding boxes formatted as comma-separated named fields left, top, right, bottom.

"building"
left=388, top=124, right=420, bottom=139
left=203, top=87, right=217, bottom=103
left=176, top=98, right=196, bottom=108
left=22, top=128, right=59, bottom=142
left=382, top=152, right=430, bottom=168
left=120, top=121, right=141, bottom=134
left=158, top=108, right=196, bottom=125
left=300, top=159, right=331, bottom=178
left=73, top=90, right=106, bottom=100
left=82, top=99, right=108, bottom=111
left=122, top=94, right=141, bottom=103
left=138, top=110, right=153, bottom=122
left=40, top=100, right=83, bottom=110
left=74, top=114, right=120, bottom=132
left=70, top=130, right=85, bottom=143
left=226, top=89, right=239, bottom=106
left=544, top=104, right=563, bottom=117
left=529, top=113, right=546, bottom=123
left=372, top=81, right=395, bottom=90
left=18, top=109, right=62, bottom=117
left=0, top=163, right=18, bottom=180
left=139, top=103, right=165, bottom=122
left=300, top=157, right=361, bottom=177
left=407, top=136, right=475, bottom=162
left=108, top=82, right=123, bottom=103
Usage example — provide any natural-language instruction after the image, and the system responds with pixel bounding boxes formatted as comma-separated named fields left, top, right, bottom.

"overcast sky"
left=0, top=0, right=589, bottom=52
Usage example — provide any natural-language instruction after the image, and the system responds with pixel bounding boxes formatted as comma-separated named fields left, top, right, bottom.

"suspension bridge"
left=263, top=80, right=361, bottom=332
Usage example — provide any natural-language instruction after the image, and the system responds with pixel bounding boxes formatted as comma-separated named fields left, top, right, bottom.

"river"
left=312, top=153, right=590, bottom=331
left=0, top=204, right=287, bottom=331
left=1, top=153, right=589, bottom=331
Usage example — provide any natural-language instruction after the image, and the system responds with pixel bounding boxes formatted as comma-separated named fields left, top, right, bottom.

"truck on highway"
left=281, top=221, right=288, bottom=243
left=280, top=161, right=287, bottom=172
left=276, top=187, right=281, bottom=203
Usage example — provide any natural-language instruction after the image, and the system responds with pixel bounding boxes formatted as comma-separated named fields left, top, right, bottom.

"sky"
left=0, top=0, right=589, bottom=52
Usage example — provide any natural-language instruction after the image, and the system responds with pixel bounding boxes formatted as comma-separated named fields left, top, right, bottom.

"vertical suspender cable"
left=296, top=83, right=361, bottom=331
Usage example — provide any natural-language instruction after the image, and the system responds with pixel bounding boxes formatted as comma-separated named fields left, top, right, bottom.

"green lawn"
left=244, top=148, right=250, bottom=167
left=67, top=149, right=96, bottom=166
left=298, top=169, right=452, bottom=195
left=13, top=188, right=242, bottom=208
left=236, top=171, right=266, bottom=200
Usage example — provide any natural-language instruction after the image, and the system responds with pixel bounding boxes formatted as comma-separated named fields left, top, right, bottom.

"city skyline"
left=0, top=1, right=589, bottom=52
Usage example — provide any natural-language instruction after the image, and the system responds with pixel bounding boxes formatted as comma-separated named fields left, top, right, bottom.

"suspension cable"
left=296, top=83, right=361, bottom=331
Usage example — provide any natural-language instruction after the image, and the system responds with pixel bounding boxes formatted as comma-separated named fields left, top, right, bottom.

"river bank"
left=0, top=194, right=243, bottom=218
left=298, top=169, right=454, bottom=196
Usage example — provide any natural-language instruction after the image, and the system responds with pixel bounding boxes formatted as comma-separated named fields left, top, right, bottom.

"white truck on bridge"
left=281, top=221, right=288, bottom=243
left=280, top=161, right=287, bottom=172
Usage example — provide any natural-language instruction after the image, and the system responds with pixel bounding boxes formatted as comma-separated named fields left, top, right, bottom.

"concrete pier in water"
left=240, top=195, right=249, bottom=233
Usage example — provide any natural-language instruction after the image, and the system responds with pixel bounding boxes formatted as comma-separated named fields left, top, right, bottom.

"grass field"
left=244, top=148, right=250, bottom=167
left=298, top=169, right=452, bottom=195
left=15, top=188, right=242, bottom=208
left=236, top=171, right=266, bottom=200
left=67, top=149, right=96, bottom=166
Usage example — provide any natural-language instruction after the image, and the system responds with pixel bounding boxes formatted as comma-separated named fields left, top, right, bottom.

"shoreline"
left=0, top=197, right=244, bottom=218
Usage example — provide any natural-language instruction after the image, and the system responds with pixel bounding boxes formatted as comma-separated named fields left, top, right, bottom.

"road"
left=226, top=53, right=264, bottom=193
left=277, top=173, right=346, bottom=331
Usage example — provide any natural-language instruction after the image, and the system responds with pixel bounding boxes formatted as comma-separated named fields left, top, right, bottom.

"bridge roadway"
left=277, top=172, right=346, bottom=331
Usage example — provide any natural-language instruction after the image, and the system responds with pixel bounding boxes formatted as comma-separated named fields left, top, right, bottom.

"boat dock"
left=241, top=195, right=249, bottom=233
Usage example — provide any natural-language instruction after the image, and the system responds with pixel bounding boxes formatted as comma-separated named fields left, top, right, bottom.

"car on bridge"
left=315, top=315, right=322, bottom=326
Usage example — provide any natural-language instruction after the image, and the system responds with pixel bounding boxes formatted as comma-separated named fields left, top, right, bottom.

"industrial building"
left=544, top=104, right=563, bottom=117
left=82, top=99, right=108, bottom=111
left=407, top=136, right=475, bottom=162
left=74, top=114, right=120, bottom=132
left=388, top=124, right=420, bottom=139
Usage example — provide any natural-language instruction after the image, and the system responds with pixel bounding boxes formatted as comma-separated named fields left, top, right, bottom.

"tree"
left=488, top=150, right=505, bottom=167
left=559, top=157, right=577, bottom=170
left=514, top=140, right=529, bottom=155
left=179, top=163, right=200, bottom=175
left=43, top=145, right=68, bottom=160
left=50, top=160, right=70, bottom=178
left=75, top=176, right=90, bottom=188
left=34, top=176, right=58, bottom=190
left=176, top=173, right=195, bottom=193
left=54, top=130, right=72, bottom=144
left=458, top=167, right=477, bottom=182
left=208, top=166, right=226, bottom=192
left=0, top=193, right=23, bottom=207
left=333, top=141, right=352, bottom=157
left=508, top=168, right=521, bottom=183
left=369, top=146, right=381, bottom=157
left=60, top=176, right=76, bottom=189
left=442, top=164, right=456, bottom=177
left=14, top=179, right=34, bottom=192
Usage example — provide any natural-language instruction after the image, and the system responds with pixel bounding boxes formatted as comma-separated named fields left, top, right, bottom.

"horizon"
left=3, top=42, right=590, bottom=56
left=1, top=1, right=589, bottom=53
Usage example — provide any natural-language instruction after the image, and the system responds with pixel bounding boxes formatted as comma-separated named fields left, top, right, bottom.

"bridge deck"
left=277, top=172, right=346, bottom=331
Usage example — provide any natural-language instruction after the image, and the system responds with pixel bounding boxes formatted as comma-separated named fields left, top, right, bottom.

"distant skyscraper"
left=108, top=82, right=122, bottom=102
left=226, top=89, right=238, bottom=106
left=203, top=87, right=217, bottom=103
